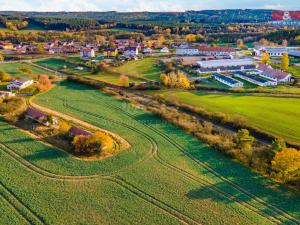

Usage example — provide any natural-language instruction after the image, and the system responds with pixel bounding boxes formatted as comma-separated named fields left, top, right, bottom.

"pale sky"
left=0, top=0, right=298, bottom=12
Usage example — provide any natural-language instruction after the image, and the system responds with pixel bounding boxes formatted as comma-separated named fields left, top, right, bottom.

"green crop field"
left=155, top=90, right=300, bottom=145
left=0, top=62, right=52, bottom=77
left=0, top=81, right=298, bottom=224
left=35, top=58, right=91, bottom=75
left=114, top=57, right=163, bottom=81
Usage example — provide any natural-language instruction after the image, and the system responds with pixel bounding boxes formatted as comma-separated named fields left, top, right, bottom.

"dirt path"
left=28, top=95, right=130, bottom=150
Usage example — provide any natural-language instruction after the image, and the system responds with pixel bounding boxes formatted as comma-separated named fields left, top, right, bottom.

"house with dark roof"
left=25, top=108, right=49, bottom=126
left=69, top=126, right=92, bottom=138
left=213, top=73, right=243, bottom=88
left=124, top=47, right=139, bottom=57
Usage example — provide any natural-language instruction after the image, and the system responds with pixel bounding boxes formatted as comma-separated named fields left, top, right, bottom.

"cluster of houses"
left=211, top=63, right=293, bottom=88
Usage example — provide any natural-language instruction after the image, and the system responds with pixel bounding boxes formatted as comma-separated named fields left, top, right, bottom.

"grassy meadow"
left=35, top=58, right=91, bottom=75
left=113, top=57, right=163, bottom=81
left=155, top=90, right=300, bottom=145
left=0, top=81, right=297, bottom=224
left=0, top=62, right=52, bottom=78
left=88, top=71, right=142, bottom=86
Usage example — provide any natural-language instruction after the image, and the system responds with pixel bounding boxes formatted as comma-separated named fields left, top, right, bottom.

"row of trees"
left=260, top=53, right=289, bottom=72
left=236, top=129, right=300, bottom=184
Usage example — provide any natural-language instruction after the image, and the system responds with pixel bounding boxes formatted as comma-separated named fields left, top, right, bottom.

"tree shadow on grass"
left=2, top=138, right=34, bottom=144
left=24, top=148, right=69, bottom=161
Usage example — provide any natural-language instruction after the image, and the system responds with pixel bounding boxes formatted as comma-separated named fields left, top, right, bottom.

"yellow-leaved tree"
left=272, top=148, right=300, bottom=182
left=119, top=75, right=129, bottom=87
left=280, top=53, right=289, bottom=71
left=160, top=71, right=190, bottom=89
left=261, top=53, right=270, bottom=64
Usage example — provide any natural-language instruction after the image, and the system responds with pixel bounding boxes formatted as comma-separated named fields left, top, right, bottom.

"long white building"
left=253, top=46, right=299, bottom=57
left=197, top=58, right=254, bottom=68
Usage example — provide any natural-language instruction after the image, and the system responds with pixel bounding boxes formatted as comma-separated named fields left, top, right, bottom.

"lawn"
left=114, top=57, right=163, bottom=81
left=155, top=90, right=300, bottom=145
left=197, top=78, right=230, bottom=89
left=288, top=65, right=300, bottom=78
left=35, top=58, right=91, bottom=75
left=0, top=63, right=52, bottom=78
left=0, top=81, right=299, bottom=224
left=87, top=71, right=142, bottom=86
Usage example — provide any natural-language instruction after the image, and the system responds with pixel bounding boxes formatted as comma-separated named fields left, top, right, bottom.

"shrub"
left=37, top=75, right=52, bottom=92
left=58, top=120, right=71, bottom=136
left=72, top=131, right=114, bottom=156
left=0, top=71, right=11, bottom=82
left=272, top=148, right=300, bottom=182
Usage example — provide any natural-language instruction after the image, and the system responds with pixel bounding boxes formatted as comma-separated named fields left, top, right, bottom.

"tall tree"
left=237, top=129, right=254, bottom=159
left=280, top=53, right=289, bottom=71
left=261, top=54, right=270, bottom=64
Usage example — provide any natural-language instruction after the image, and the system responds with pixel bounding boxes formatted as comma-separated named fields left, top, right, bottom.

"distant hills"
left=0, top=9, right=273, bottom=24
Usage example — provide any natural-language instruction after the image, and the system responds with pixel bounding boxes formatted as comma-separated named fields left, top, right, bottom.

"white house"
left=160, top=47, right=170, bottom=53
left=213, top=73, right=243, bottom=88
left=7, top=78, right=34, bottom=90
left=124, top=47, right=139, bottom=57
left=143, top=47, right=153, bottom=55
left=80, top=48, right=95, bottom=58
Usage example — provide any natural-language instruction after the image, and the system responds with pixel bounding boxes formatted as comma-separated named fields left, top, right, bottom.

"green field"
left=0, top=62, right=52, bottom=77
left=87, top=71, right=142, bottom=86
left=0, top=81, right=299, bottom=224
left=35, top=58, right=91, bottom=75
left=155, top=90, right=300, bottom=145
left=114, top=57, right=163, bottom=81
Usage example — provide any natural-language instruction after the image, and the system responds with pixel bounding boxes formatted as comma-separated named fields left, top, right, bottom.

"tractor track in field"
left=0, top=114, right=199, bottom=225
left=107, top=177, right=197, bottom=225
left=98, top=99, right=300, bottom=225
left=0, top=180, right=46, bottom=225
left=61, top=99, right=286, bottom=224
left=0, top=192, right=31, bottom=225
left=26, top=94, right=299, bottom=224
left=0, top=142, right=197, bottom=225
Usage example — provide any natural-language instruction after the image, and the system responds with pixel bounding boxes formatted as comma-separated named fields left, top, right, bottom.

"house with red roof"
left=69, top=126, right=92, bottom=138
left=257, top=64, right=292, bottom=83
left=25, top=108, right=49, bottom=126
